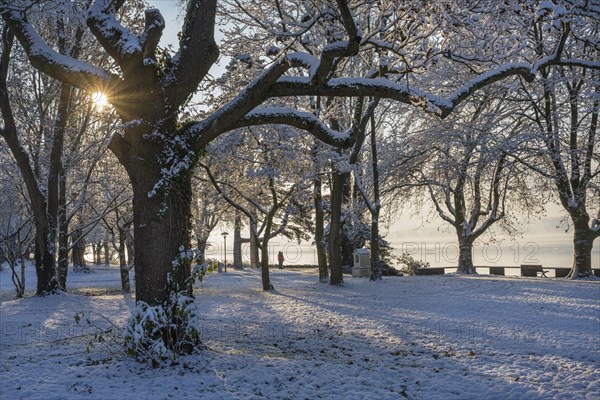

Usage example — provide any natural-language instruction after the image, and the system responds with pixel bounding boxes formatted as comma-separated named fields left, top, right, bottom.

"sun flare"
left=91, top=92, right=108, bottom=110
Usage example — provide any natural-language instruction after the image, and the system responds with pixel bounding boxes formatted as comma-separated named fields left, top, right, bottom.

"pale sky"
left=147, top=1, right=599, bottom=270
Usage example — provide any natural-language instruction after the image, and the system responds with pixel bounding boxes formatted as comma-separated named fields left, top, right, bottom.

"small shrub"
left=124, top=294, right=199, bottom=367
left=123, top=247, right=215, bottom=367
left=398, top=253, right=430, bottom=276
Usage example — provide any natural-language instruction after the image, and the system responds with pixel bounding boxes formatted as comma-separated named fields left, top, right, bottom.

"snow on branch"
left=310, top=0, right=361, bottom=84
left=269, top=76, right=449, bottom=115
left=165, top=0, right=219, bottom=108
left=87, top=0, right=143, bottom=69
left=269, top=56, right=600, bottom=119
left=2, top=5, right=119, bottom=92
left=234, top=107, right=353, bottom=148
left=140, top=9, right=165, bottom=60
left=445, top=63, right=535, bottom=113
left=352, top=163, right=376, bottom=212
left=184, top=52, right=316, bottom=149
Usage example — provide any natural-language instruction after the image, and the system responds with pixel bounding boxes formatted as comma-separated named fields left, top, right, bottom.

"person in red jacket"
left=277, top=251, right=284, bottom=269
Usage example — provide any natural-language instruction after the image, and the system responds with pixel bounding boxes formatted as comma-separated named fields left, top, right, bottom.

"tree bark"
left=118, top=229, right=131, bottom=292
left=369, top=218, right=382, bottom=280
left=456, top=236, right=476, bottom=274
left=71, top=229, right=87, bottom=272
left=329, top=170, right=344, bottom=285
left=103, top=239, right=110, bottom=265
left=125, top=232, right=134, bottom=267
left=314, top=175, right=329, bottom=283
left=18, top=251, right=26, bottom=298
left=340, top=171, right=354, bottom=271
left=34, top=224, right=59, bottom=294
left=197, top=238, right=207, bottom=264
left=46, top=82, right=71, bottom=289
left=94, top=241, right=102, bottom=265
left=254, top=211, right=274, bottom=290
left=569, top=221, right=596, bottom=278
left=249, top=224, right=260, bottom=269
left=57, top=171, right=69, bottom=289
left=260, top=228, right=274, bottom=291
left=369, top=116, right=382, bottom=281
left=233, top=213, right=243, bottom=269
left=125, top=153, right=193, bottom=305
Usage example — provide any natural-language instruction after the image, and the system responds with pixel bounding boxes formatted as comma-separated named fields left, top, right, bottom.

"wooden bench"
left=521, top=264, right=549, bottom=278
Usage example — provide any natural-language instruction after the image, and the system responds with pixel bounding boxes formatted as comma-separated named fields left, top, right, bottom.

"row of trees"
left=0, top=0, right=598, bottom=354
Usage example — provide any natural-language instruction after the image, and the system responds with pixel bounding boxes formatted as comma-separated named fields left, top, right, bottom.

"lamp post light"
left=221, top=232, right=229, bottom=272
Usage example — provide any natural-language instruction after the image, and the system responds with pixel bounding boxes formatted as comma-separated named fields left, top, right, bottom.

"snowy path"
left=1, top=269, right=599, bottom=399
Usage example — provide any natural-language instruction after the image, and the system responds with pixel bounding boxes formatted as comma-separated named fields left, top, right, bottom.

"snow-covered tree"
left=511, top=12, right=600, bottom=277
left=0, top=11, right=95, bottom=292
left=200, top=126, right=313, bottom=290
left=0, top=148, right=32, bottom=297
left=97, top=154, right=134, bottom=292
left=405, top=91, right=542, bottom=274
left=4, top=0, right=599, bottom=354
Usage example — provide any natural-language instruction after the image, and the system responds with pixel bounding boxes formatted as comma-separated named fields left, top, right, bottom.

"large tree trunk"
left=369, top=116, right=382, bottom=281
left=569, top=222, right=596, bottom=278
left=57, top=171, right=69, bottom=289
left=35, top=225, right=58, bottom=295
left=197, top=238, right=207, bottom=264
left=329, top=170, right=344, bottom=285
left=340, top=171, right=354, bottom=271
left=369, top=213, right=382, bottom=281
left=125, top=232, right=134, bottom=267
left=260, top=213, right=275, bottom=290
left=249, top=225, right=260, bottom=269
left=103, top=239, right=110, bottom=265
left=260, top=244, right=273, bottom=290
left=57, top=214, right=69, bottom=288
left=127, top=162, right=193, bottom=305
left=118, top=229, right=131, bottom=292
left=456, top=236, right=476, bottom=274
left=233, top=213, right=243, bottom=269
left=17, top=251, right=26, bottom=298
left=94, top=241, right=102, bottom=265
left=314, top=175, right=329, bottom=283
left=260, top=241, right=274, bottom=291
left=46, top=82, right=70, bottom=290
left=71, top=229, right=87, bottom=272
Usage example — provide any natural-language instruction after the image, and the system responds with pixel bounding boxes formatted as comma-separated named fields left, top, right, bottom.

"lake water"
left=205, top=236, right=598, bottom=270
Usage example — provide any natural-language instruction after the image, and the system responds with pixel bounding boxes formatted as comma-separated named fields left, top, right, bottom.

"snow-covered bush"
left=124, top=294, right=199, bottom=367
left=123, top=247, right=214, bottom=367
left=398, top=253, right=430, bottom=276
left=191, top=258, right=218, bottom=285
left=371, top=238, right=402, bottom=276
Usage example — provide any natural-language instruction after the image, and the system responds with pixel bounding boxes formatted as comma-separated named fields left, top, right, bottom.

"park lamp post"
left=221, top=232, right=229, bottom=272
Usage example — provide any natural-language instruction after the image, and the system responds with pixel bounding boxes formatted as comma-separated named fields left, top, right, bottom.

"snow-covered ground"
left=1, top=266, right=599, bottom=399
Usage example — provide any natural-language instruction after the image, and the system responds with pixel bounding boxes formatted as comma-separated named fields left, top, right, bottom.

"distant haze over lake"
left=209, top=209, right=599, bottom=270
